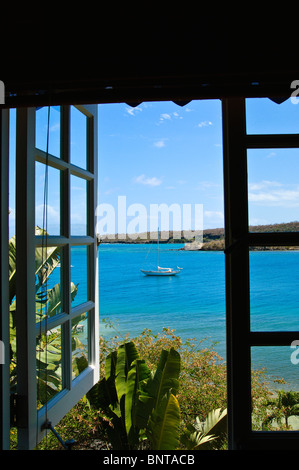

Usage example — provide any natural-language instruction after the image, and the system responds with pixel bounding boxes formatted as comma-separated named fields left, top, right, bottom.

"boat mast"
left=157, top=226, right=159, bottom=268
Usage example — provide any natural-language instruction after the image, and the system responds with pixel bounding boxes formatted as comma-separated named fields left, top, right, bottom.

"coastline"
left=98, top=221, right=299, bottom=251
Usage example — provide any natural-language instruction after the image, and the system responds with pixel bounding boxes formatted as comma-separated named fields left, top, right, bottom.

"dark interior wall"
left=1, top=11, right=298, bottom=108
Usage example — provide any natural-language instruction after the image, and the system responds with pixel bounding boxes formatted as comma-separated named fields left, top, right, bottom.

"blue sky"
left=8, top=97, right=299, bottom=237
left=98, top=99, right=223, bottom=234
left=98, top=97, right=299, bottom=233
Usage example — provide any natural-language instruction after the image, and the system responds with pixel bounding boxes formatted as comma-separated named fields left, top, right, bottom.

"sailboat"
left=140, top=228, right=183, bottom=276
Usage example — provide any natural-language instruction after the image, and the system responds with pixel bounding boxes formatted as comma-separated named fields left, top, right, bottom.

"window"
left=2, top=105, right=99, bottom=449
left=223, top=97, right=299, bottom=449
left=2, top=96, right=298, bottom=451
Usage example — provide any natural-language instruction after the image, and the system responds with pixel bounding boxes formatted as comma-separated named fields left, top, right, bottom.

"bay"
left=71, top=244, right=299, bottom=391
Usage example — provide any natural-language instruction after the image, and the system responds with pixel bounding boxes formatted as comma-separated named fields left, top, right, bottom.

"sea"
left=70, top=243, right=299, bottom=391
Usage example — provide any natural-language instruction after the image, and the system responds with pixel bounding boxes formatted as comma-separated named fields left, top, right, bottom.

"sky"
left=8, top=97, right=299, bottom=237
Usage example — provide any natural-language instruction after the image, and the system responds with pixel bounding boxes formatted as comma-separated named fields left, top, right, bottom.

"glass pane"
left=72, top=313, right=88, bottom=379
left=71, top=175, right=87, bottom=235
left=251, top=346, right=299, bottom=431
left=250, top=249, right=299, bottom=332
left=70, top=106, right=87, bottom=169
left=9, top=108, right=16, bottom=238
left=36, top=325, right=63, bottom=408
left=35, top=246, right=62, bottom=322
left=247, top=148, right=299, bottom=230
left=246, top=98, right=299, bottom=135
left=35, top=162, right=61, bottom=235
left=71, top=246, right=88, bottom=308
left=36, top=106, right=61, bottom=158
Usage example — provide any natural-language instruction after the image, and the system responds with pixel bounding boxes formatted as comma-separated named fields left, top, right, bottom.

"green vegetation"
left=262, top=390, right=299, bottom=430
left=10, top=222, right=299, bottom=449
left=28, top=323, right=295, bottom=451
left=85, top=341, right=181, bottom=450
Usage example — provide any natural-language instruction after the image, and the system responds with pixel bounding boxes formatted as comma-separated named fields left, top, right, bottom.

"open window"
left=3, top=105, right=99, bottom=449
left=2, top=96, right=299, bottom=451
left=223, top=97, right=299, bottom=450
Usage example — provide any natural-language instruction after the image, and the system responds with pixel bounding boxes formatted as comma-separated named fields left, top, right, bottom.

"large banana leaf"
left=201, top=407, right=227, bottom=439
left=151, top=348, right=180, bottom=407
left=8, top=227, right=60, bottom=304
left=147, top=392, right=180, bottom=450
left=36, top=282, right=78, bottom=320
left=125, top=358, right=151, bottom=441
left=115, top=342, right=140, bottom=402
left=86, top=342, right=181, bottom=450
left=138, top=348, right=180, bottom=415
left=181, top=408, right=227, bottom=450
left=8, top=235, right=17, bottom=304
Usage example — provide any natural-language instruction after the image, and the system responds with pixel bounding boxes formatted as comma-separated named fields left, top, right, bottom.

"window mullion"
left=222, top=98, right=251, bottom=450
left=15, top=108, right=37, bottom=450
left=60, top=106, right=72, bottom=391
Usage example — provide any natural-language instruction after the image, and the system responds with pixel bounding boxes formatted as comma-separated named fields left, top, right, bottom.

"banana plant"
left=181, top=407, right=227, bottom=450
left=9, top=227, right=81, bottom=404
left=87, top=341, right=181, bottom=450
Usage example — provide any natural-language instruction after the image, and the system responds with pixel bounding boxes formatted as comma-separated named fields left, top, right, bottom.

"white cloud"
left=104, top=187, right=120, bottom=195
left=159, top=112, right=182, bottom=123
left=197, top=121, right=213, bottom=128
left=248, top=180, right=282, bottom=191
left=35, top=204, right=60, bottom=223
left=160, top=113, right=171, bottom=121
left=266, top=151, right=277, bottom=158
left=134, top=174, right=162, bottom=187
left=50, top=122, right=60, bottom=132
left=153, top=139, right=166, bottom=148
left=126, top=106, right=142, bottom=116
left=197, top=181, right=220, bottom=190
left=204, top=210, right=224, bottom=219
left=248, top=180, right=299, bottom=206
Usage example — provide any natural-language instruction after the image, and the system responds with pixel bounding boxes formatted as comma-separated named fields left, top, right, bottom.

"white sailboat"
left=140, top=228, right=183, bottom=276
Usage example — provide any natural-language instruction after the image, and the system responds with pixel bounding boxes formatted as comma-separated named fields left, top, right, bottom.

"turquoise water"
left=99, top=244, right=225, bottom=346
left=70, top=244, right=299, bottom=390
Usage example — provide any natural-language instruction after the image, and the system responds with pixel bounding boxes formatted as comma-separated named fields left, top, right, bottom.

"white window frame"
left=0, top=109, right=10, bottom=450
left=14, top=104, right=99, bottom=449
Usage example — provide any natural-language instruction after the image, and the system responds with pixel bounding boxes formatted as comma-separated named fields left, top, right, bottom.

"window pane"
left=35, top=246, right=62, bottom=322
left=71, top=246, right=88, bottom=307
left=247, top=148, right=299, bottom=230
left=36, top=325, right=63, bottom=408
left=72, top=313, right=88, bottom=379
left=71, top=175, right=87, bottom=235
left=251, top=346, right=299, bottom=431
left=36, top=106, right=61, bottom=158
left=35, top=162, right=61, bottom=235
left=246, top=98, right=299, bottom=135
left=70, top=106, right=87, bottom=169
left=250, top=249, right=299, bottom=332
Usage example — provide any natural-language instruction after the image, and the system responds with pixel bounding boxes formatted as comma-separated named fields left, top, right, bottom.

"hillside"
left=98, top=221, right=299, bottom=251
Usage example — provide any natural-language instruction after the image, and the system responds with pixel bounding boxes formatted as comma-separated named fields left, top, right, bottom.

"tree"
left=263, top=390, right=299, bottom=430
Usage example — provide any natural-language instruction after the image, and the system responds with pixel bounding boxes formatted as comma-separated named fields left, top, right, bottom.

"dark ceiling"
left=2, top=12, right=298, bottom=108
